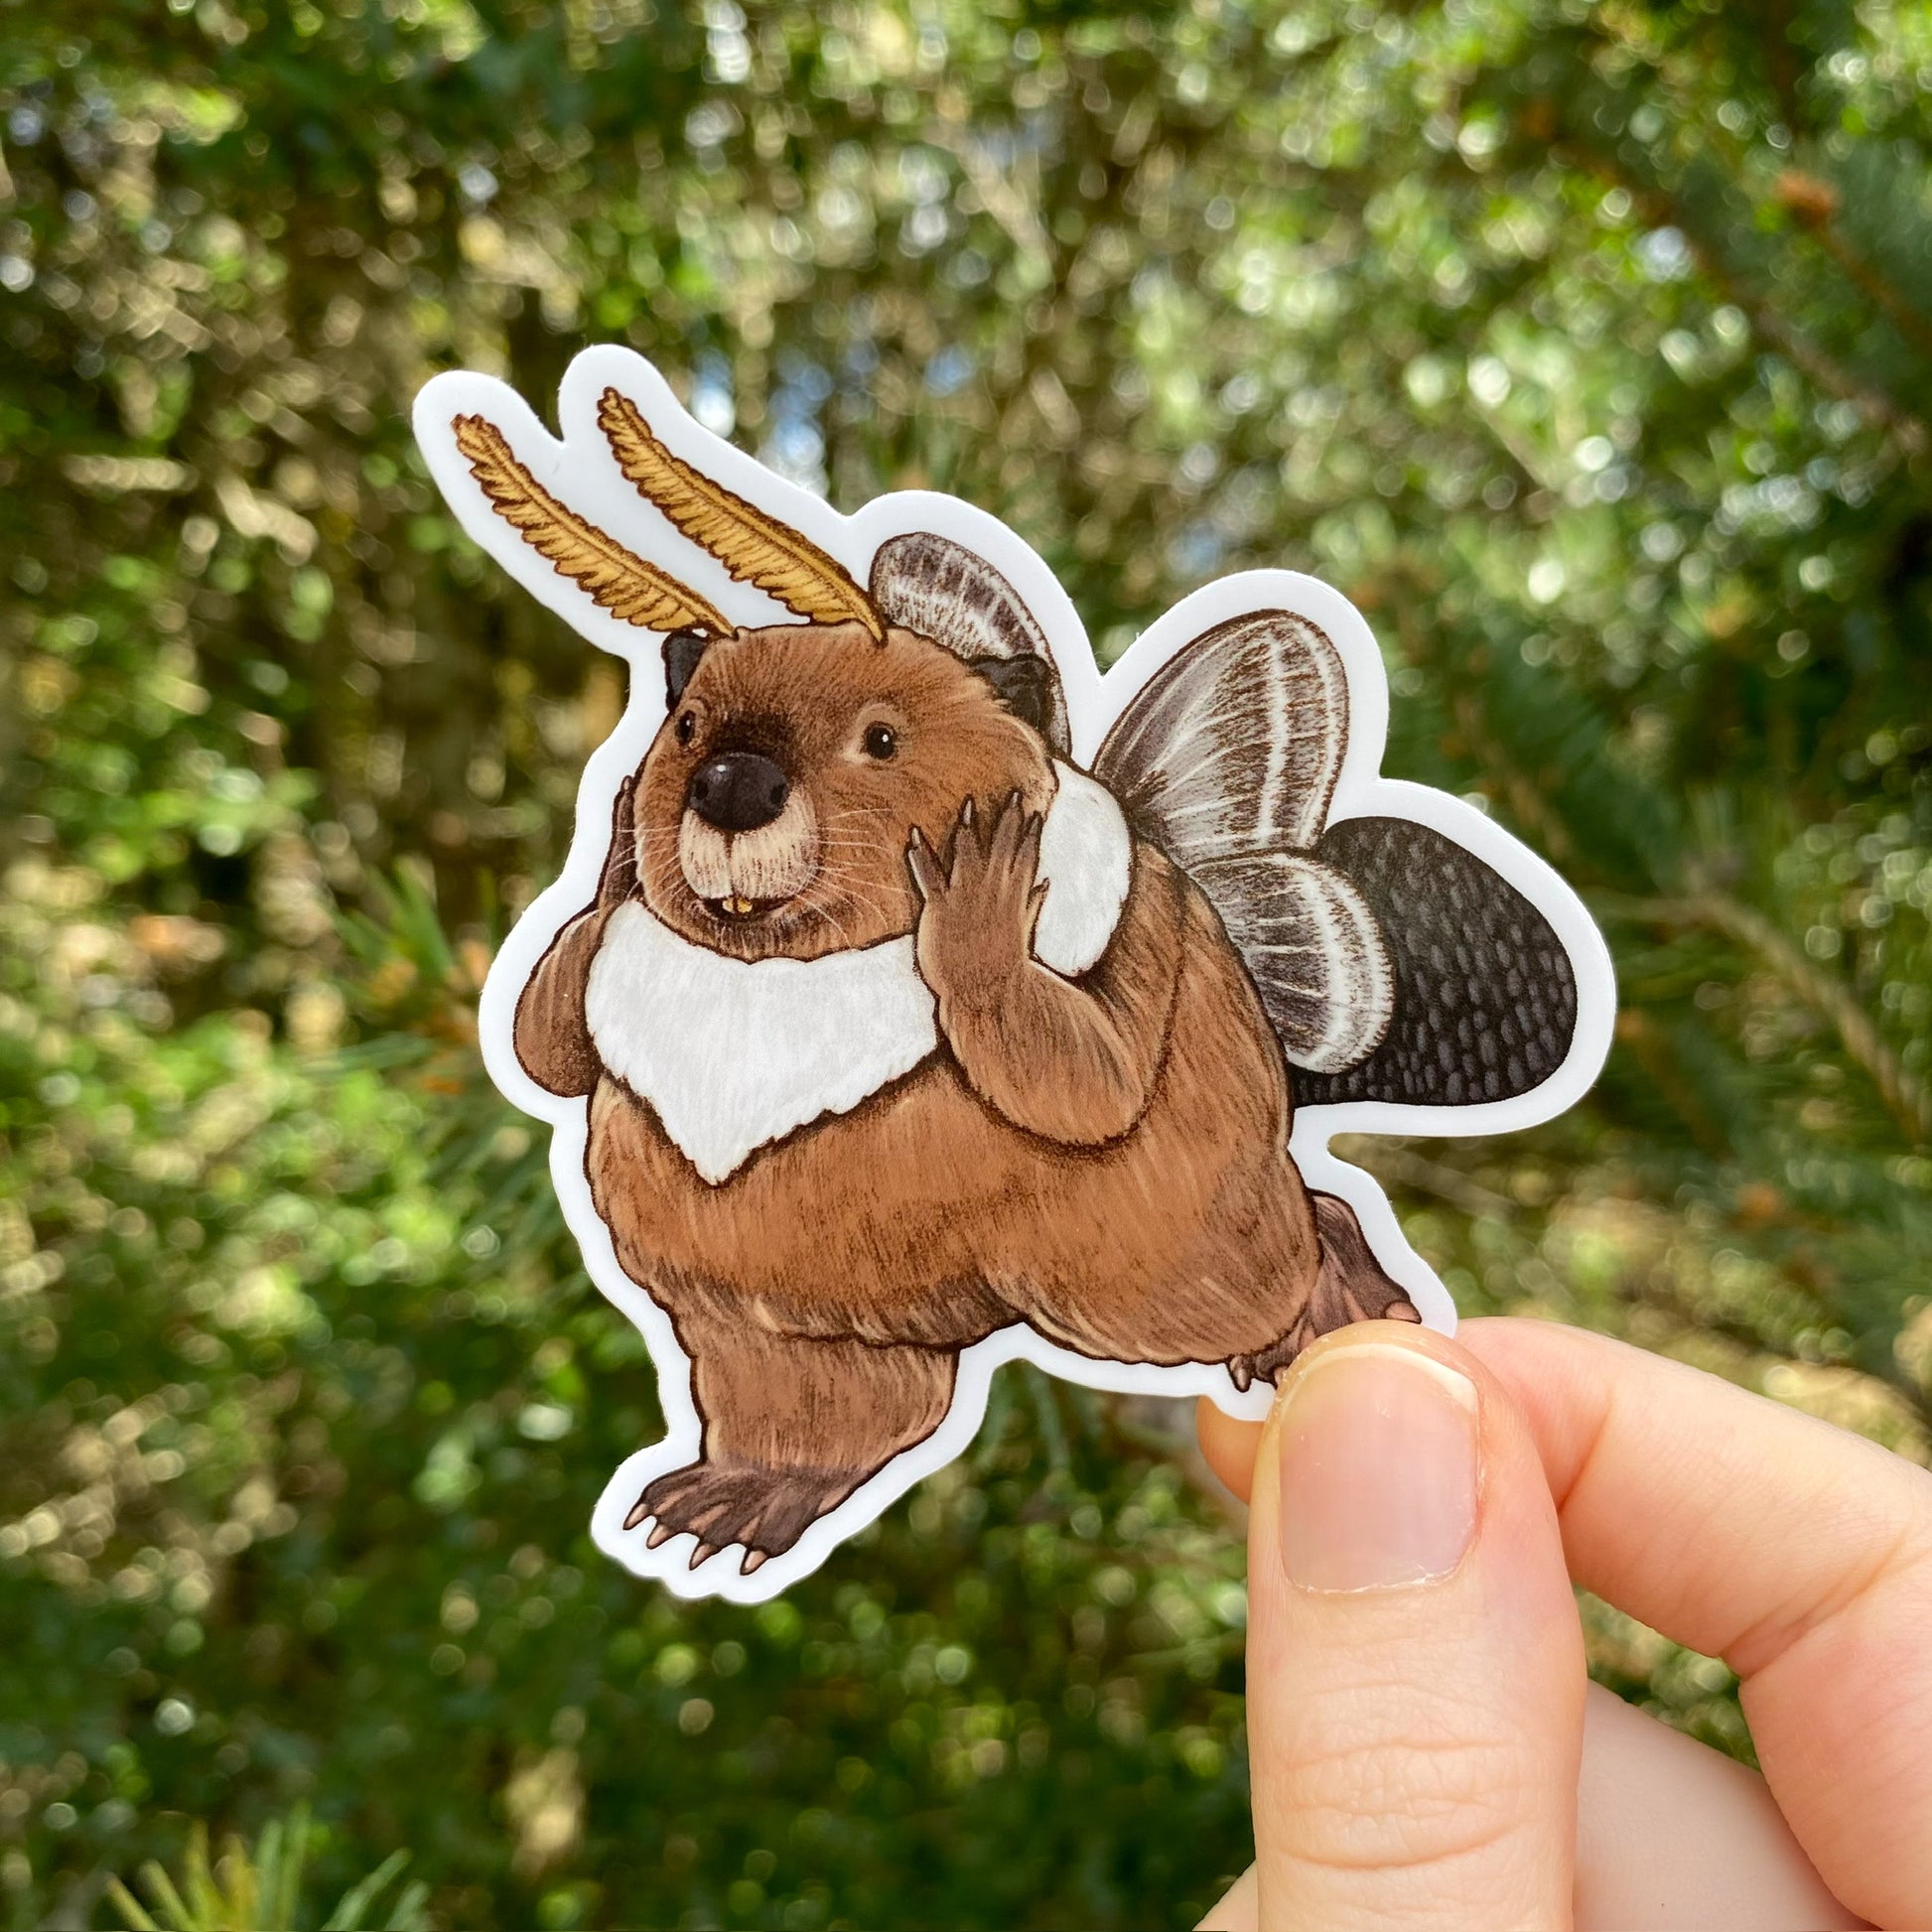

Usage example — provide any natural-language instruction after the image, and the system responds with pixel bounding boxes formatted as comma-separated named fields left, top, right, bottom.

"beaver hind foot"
left=624, top=1458, right=865, bottom=1574
left=1228, top=1191, right=1422, bottom=1392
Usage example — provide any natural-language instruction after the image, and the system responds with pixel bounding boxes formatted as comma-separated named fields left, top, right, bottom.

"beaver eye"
left=863, top=724, right=897, bottom=760
left=674, top=711, right=696, bottom=746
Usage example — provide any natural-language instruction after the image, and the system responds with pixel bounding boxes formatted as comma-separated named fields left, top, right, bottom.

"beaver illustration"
left=438, top=382, right=1581, bottom=1581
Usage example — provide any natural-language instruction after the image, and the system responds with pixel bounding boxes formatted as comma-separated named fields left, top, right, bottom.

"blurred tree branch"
left=1616, top=893, right=1932, bottom=1149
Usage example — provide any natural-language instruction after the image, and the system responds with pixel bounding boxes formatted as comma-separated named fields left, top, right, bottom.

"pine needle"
left=104, top=1875, right=163, bottom=1932
left=321, top=1848, right=412, bottom=1931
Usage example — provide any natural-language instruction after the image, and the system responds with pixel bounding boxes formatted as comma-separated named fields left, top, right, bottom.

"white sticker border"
left=413, top=345, right=1617, bottom=1601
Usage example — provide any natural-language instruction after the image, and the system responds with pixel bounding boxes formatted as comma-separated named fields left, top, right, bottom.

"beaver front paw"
left=1228, top=1191, right=1422, bottom=1391
left=622, top=1458, right=864, bottom=1574
left=907, top=792, right=1045, bottom=1010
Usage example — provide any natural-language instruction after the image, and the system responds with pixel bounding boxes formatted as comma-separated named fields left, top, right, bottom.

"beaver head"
left=627, top=619, right=1056, bottom=962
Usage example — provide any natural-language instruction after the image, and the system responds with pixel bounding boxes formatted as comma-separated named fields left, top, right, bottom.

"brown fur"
left=637, top=621, right=1056, bottom=960
left=515, top=621, right=1417, bottom=1570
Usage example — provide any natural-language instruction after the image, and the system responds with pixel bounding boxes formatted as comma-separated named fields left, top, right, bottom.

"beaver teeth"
left=722, top=895, right=757, bottom=916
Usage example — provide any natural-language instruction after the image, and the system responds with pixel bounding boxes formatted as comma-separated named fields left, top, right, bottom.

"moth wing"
left=1189, top=852, right=1395, bottom=1073
left=1095, top=612, right=1376, bottom=1067
left=1093, top=610, right=1349, bottom=863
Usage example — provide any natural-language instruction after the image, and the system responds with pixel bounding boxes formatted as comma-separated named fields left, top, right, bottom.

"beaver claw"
left=622, top=1458, right=863, bottom=1574
left=1228, top=1191, right=1422, bottom=1391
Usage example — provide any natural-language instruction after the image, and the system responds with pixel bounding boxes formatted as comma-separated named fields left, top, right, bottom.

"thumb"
left=1244, top=1324, right=1585, bottom=1931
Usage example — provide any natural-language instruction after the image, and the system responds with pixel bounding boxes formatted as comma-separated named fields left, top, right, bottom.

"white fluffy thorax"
left=584, top=760, right=1131, bottom=1183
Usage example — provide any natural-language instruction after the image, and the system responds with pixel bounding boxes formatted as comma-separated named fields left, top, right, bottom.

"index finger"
left=1198, top=1318, right=1930, bottom=1922
left=1461, top=1318, right=1932, bottom=1927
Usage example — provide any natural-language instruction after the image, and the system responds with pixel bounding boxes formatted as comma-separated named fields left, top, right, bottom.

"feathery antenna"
left=453, top=414, right=730, bottom=636
left=597, top=387, right=886, bottom=641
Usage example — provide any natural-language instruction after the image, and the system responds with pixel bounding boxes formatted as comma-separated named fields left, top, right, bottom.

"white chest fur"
left=583, top=761, right=1131, bottom=1183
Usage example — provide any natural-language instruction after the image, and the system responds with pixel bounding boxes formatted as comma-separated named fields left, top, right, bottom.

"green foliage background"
left=3, top=0, right=1931, bottom=1925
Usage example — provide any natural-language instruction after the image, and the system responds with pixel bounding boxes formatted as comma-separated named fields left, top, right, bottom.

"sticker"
left=413, top=346, right=1614, bottom=1599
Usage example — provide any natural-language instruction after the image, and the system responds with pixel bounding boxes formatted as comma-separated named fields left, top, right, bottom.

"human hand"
left=1193, top=1315, right=1932, bottom=1929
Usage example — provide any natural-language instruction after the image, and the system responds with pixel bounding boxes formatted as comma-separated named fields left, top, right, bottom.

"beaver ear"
left=967, top=652, right=1054, bottom=736
left=870, top=531, right=1070, bottom=754
left=662, top=628, right=710, bottom=708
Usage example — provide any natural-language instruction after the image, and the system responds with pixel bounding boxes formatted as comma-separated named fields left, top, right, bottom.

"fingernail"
left=1275, top=1343, right=1478, bottom=1592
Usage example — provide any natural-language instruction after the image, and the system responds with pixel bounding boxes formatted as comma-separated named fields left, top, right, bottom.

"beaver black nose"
left=687, top=753, right=789, bottom=833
